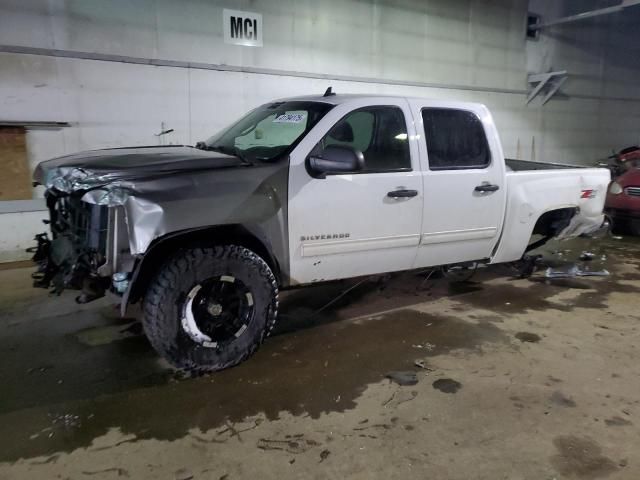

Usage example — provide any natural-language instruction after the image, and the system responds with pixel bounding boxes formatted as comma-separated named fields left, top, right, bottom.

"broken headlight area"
left=28, top=191, right=111, bottom=303
left=46, top=167, right=91, bottom=193
left=81, top=186, right=132, bottom=206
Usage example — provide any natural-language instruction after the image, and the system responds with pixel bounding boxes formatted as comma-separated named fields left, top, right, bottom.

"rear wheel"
left=142, top=245, right=278, bottom=373
left=629, top=219, right=640, bottom=236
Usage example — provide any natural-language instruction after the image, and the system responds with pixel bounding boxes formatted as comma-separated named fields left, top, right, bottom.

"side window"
left=422, top=108, right=491, bottom=170
left=318, top=106, right=411, bottom=172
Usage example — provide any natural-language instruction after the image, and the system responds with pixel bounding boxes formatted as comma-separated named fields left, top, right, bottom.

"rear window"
left=422, top=108, right=491, bottom=170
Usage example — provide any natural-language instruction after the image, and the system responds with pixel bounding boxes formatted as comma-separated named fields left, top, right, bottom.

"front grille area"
left=47, top=192, right=109, bottom=254
left=31, top=191, right=111, bottom=295
left=625, top=186, right=640, bottom=197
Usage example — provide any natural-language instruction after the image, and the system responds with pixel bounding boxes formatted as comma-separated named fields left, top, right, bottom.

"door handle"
left=387, top=189, right=418, bottom=198
left=474, top=183, right=500, bottom=193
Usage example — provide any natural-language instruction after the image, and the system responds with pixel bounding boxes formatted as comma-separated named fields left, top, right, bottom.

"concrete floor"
left=0, top=236, right=639, bottom=479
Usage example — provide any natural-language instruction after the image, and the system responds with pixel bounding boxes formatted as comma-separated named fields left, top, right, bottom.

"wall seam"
left=3, top=45, right=639, bottom=102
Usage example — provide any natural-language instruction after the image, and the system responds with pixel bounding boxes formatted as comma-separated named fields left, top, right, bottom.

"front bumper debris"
left=27, top=231, right=107, bottom=303
left=28, top=190, right=111, bottom=303
left=28, top=232, right=55, bottom=289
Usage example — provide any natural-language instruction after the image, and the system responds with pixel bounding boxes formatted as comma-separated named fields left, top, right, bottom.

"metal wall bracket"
left=527, top=71, right=567, bottom=105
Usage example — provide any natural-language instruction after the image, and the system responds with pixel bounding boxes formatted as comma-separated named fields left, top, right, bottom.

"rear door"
left=287, top=98, right=423, bottom=284
left=410, top=102, right=507, bottom=267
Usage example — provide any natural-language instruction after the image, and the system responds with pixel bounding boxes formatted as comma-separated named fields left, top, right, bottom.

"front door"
left=287, top=98, right=423, bottom=285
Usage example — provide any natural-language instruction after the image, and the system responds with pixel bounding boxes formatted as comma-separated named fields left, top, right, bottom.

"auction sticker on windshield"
left=273, top=113, right=306, bottom=123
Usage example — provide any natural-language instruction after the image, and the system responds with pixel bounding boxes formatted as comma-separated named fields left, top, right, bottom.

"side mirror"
left=307, top=146, right=365, bottom=178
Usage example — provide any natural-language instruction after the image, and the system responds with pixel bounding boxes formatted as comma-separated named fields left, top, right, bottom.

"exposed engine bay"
left=29, top=190, right=110, bottom=302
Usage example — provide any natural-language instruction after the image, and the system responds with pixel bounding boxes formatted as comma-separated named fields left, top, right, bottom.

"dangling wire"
left=305, top=279, right=367, bottom=320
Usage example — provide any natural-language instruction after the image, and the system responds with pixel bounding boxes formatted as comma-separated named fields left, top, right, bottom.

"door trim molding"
left=301, top=234, right=420, bottom=257
left=421, top=227, right=497, bottom=245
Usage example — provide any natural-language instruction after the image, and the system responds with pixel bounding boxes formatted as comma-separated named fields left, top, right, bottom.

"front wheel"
left=142, top=245, right=278, bottom=373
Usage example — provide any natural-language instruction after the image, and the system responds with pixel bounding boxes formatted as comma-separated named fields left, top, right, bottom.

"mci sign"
left=223, top=9, right=263, bottom=47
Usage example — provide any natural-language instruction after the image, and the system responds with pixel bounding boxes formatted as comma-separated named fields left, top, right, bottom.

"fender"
left=120, top=223, right=287, bottom=316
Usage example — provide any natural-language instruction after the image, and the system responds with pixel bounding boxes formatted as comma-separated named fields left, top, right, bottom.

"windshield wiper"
left=198, top=143, right=253, bottom=166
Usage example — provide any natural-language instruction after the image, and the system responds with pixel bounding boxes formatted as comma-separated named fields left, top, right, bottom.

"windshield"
left=204, top=101, right=333, bottom=162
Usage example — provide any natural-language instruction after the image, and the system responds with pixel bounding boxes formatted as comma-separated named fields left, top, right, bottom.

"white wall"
left=0, top=211, right=47, bottom=263
left=0, top=0, right=639, bottom=261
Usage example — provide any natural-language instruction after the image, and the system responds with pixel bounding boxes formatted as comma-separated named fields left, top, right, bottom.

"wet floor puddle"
left=551, top=435, right=619, bottom=479
left=432, top=378, right=462, bottom=394
left=454, top=275, right=640, bottom=314
left=515, top=332, right=541, bottom=343
left=0, top=308, right=507, bottom=462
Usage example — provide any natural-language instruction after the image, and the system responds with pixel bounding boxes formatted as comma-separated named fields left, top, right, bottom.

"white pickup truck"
left=31, top=91, right=610, bottom=372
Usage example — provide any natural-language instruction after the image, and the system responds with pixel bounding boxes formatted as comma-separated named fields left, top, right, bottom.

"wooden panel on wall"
left=0, top=126, right=31, bottom=200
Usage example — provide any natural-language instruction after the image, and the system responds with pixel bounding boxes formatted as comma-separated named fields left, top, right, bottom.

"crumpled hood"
left=33, top=145, right=244, bottom=191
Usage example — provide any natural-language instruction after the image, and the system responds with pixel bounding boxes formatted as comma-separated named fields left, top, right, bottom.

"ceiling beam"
left=531, top=0, right=640, bottom=30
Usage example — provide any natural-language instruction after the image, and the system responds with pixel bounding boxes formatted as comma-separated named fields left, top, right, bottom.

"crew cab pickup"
left=31, top=92, right=610, bottom=372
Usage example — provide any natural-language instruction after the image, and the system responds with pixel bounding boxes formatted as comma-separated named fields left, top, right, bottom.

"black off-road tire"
left=142, top=245, right=278, bottom=373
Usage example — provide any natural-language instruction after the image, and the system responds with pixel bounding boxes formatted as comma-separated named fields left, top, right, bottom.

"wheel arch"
left=521, top=206, right=578, bottom=255
left=122, top=224, right=283, bottom=314
left=531, top=206, right=578, bottom=237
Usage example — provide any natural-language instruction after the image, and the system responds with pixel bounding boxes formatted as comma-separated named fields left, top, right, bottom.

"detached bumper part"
left=28, top=232, right=55, bottom=289
left=76, top=276, right=107, bottom=304
left=545, top=265, right=609, bottom=278
left=586, top=217, right=611, bottom=239
left=27, top=231, right=107, bottom=302
left=557, top=213, right=608, bottom=240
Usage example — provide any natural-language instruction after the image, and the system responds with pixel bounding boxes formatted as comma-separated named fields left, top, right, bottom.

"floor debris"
left=319, top=449, right=331, bottom=462
left=174, top=467, right=194, bottom=480
left=545, top=265, right=609, bottom=278
left=386, top=371, right=418, bottom=386
left=411, top=342, right=435, bottom=351
left=413, top=360, right=435, bottom=371
left=579, top=251, right=595, bottom=261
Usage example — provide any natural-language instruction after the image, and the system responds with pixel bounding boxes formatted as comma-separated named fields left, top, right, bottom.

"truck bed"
left=505, top=158, right=586, bottom=171
left=492, top=165, right=610, bottom=264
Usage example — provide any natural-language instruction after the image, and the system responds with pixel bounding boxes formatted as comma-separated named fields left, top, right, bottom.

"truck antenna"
left=323, top=87, right=335, bottom=97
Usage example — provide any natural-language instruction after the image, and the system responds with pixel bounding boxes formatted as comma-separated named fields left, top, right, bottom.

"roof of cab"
left=276, top=93, right=486, bottom=111
left=279, top=93, right=400, bottom=105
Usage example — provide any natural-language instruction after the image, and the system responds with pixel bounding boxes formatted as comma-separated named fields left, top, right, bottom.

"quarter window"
left=422, top=108, right=491, bottom=170
left=317, top=106, right=411, bottom=172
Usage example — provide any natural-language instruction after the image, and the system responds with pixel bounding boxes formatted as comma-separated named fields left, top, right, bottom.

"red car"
left=606, top=167, right=640, bottom=235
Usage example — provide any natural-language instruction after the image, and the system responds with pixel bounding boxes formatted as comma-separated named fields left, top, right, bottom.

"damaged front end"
left=29, top=190, right=111, bottom=303
left=29, top=144, right=288, bottom=309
